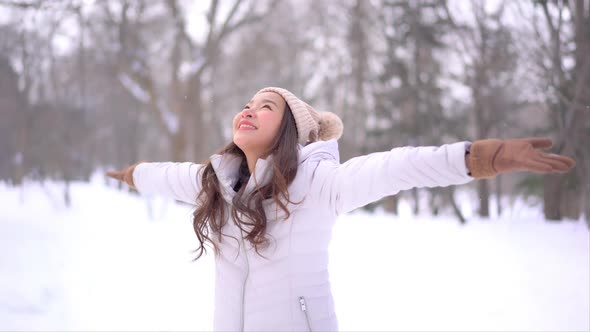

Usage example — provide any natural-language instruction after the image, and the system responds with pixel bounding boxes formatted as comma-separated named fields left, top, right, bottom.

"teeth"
left=239, top=124, right=256, bottom=129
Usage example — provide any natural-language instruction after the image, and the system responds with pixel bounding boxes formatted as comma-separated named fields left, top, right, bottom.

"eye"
left=243, top=105, right=250, bottom=110
left=263, top=105, right=271, bottom=109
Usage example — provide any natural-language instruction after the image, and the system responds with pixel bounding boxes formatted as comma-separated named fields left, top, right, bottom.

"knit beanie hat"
left=256, top=87, right=343, bottom=146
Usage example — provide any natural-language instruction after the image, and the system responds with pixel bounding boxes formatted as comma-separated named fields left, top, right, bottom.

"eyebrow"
left=247, top=99, right=278, bottom=107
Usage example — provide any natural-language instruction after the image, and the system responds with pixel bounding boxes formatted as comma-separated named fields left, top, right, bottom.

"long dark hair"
left=192, top=103, right=301, bottom=259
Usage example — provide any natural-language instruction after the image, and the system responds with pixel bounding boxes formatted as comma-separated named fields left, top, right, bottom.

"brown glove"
left=106, top=162, right=144, bottom=190
left=465, top=138, right=576, bottom=179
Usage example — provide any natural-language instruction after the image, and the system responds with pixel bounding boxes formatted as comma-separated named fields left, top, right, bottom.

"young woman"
left=107, top=87, right=575, bottom=331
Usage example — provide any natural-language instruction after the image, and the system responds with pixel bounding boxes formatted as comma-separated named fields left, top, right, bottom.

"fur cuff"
left=466, top=139, right=504, bottom=178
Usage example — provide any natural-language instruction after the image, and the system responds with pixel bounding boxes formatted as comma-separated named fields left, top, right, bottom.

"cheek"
left=258, top=113, right=282, bottom=131
left=232, top=115, right=240, bottom=132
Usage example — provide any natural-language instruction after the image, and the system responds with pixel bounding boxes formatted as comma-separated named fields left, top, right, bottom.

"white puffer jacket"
left=133, top=139, right=473, bottom=331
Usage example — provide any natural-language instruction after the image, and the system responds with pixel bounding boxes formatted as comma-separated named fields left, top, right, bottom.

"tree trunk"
left=573, top=0, right=590, bottom=225
left=447, top=187, right=466, bottom=224
left=584, top=158, right=590, bottom=227
left=64, top=180, right=71, bottom=207
left=543, top=174, right=563, bottom=221
left=171, top=131, right=187, bottom=162
left=185, top=76, right=208, bottom=162
left=477, top=179, right=490, bottom=217
left=545, top=171, right=582, bottom=221
left=412, top=187, right=420, bottom=215
left=382, top=195, right=399, bottom=215
left=429, top=189, right=439, bottom=216
left=561, top=170, right=581, bottom=220
left=495, top=175, right=502, bottom=217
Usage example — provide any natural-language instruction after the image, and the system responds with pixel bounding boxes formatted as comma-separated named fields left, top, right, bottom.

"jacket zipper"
left=239, top=211, right=249, bottom=331
left=299, top=296, right=312, bottom=332
left=241, top=237, right=248, bottom=331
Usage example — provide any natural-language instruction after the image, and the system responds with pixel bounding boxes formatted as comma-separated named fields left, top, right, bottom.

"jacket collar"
left=209, top=139, right=340, bottom=203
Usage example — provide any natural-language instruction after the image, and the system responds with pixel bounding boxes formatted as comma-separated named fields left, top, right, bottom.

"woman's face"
left=233, top=91, right=286, bottom=156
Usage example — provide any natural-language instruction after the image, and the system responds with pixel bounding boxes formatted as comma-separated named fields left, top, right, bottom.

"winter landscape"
left=1, top=176, right=588, bottom=331
left=1, top=0, right=589, bottom=331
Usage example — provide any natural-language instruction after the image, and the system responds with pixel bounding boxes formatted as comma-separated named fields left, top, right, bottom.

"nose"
left=241, top=108, right=255, bottom=118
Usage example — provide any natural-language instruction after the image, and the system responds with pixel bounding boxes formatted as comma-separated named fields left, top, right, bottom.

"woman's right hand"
left=106, top=162, right=144, bottom=190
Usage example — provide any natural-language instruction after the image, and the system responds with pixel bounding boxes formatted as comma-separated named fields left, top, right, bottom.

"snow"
left=1, top=177, right=588, bottom=331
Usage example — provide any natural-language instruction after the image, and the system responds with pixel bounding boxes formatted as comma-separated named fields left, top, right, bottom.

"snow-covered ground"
left=1, top=176, right=588, bottom=331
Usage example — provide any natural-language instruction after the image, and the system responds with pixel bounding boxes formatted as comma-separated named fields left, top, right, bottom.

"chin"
left=233, top=137, right=269, bottom=154
left=233, top=136, right=251, bottom=150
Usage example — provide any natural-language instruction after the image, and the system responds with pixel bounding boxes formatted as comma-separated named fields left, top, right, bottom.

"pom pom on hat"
left=256, top=87, right=343, bottom=145
left=318, top=111, right=343, bottom=141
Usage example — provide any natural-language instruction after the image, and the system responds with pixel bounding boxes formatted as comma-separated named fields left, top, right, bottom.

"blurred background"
left=0, top=0, right=589, bottom=222
left=0, top=0, right=589, bottom=331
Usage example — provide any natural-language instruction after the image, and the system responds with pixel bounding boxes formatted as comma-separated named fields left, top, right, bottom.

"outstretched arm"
left=310, top=138, right=575, bottom=216
left=107, top=162, right=203, bottom=205
left=310, top=142, right=473, bottom=216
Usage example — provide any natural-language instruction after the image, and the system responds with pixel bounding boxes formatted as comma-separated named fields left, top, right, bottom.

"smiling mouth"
left=238, top=124, right=257, bottom=130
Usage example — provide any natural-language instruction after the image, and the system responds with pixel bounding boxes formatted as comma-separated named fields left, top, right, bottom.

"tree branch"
left=193, top=0, right=277, bottom=80
left=217, top=0, right=246, bottom=40
left=0, top=0, right=46, bottom=9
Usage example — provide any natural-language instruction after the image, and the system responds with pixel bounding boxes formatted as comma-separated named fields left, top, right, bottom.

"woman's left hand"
left=465, top=137, right=576, bottom=178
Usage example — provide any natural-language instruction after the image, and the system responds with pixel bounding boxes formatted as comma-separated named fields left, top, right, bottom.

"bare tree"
left=342, top=0, right=372, bottom=160
left=445, top=0, right=519, bottom=217
left=207, top=0, right=328, bottom=146
left=518, top=0, right=590, bottom=222
left=0, top=3, right=54, bottom=184
left=373, top=0, right=457, bottom=216
left=0, top=53, right=27, bottom=183
left=95, top=0, right=278, bottom=162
